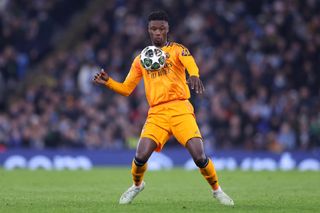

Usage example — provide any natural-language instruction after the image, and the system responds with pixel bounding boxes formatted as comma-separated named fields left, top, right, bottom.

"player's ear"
left=147, top=23, right=150, bottom=32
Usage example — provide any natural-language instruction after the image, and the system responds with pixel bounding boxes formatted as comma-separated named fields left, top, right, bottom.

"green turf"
left=0, top=168, right=319, bottom=213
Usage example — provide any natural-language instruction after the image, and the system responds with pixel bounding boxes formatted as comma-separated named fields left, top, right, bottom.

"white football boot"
left=119, top=181, right=145, bottom=204
left=212, top=187, right=234, bottom=206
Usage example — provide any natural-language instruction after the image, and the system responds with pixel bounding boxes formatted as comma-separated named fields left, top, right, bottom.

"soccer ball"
left=140, top=46, right=166, bottom=71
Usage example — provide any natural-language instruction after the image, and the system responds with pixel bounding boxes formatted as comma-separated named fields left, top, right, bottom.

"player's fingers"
left=193, top=80, right=197, bottom=93
left=190, top=79, right=195, bottom=90
left=199, top=81, right=205, bottom=94
left=94, top=73, right=101, bottom=81
left=195, top=80, right=200, bottom=93
left=93, top=75, right=98, bottom=83
left=197, top=82, right=202, bottom=94
left=100, top=68, right=106, bottom=75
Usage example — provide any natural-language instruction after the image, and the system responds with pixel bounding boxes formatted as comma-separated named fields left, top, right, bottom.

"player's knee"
left=194, top=157, right=209, bottom=168
left=134, top=156, right=148, bottom=167
left=135, top=149, right=152, bottom=163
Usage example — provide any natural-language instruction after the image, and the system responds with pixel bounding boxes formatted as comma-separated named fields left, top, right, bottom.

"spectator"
left=276, top=122, right=296, bottom=151
left=1, top=0, right=319, bottom=152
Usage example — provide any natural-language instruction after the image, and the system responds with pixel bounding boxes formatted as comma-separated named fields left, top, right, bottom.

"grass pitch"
left=0, top=168, right=319, bottom=213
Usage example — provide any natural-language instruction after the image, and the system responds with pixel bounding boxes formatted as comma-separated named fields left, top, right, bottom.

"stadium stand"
left=0, top=0, right=319, bottom=153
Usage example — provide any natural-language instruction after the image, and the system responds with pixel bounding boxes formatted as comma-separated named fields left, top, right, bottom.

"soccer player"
left=93, top=10, right=234, bottom=206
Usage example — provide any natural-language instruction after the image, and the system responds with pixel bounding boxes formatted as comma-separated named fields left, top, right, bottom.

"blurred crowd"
left=0, top=0, right=320, bottom=152
left=0, top=0, right=87, bottom=104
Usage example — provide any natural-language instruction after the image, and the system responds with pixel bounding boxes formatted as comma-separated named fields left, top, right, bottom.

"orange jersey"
left=105, top=42, right=199, bottom=107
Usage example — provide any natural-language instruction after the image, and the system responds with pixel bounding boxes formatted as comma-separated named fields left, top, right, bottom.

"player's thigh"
left=140, top=120, right=170, bottom=152
left=171, top=113, right=202, bottom=147
left=135, top=137, right=158, bottom=161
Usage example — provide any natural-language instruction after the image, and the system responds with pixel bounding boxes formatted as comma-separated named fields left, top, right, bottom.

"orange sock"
left=131, top=159, right=147, bottom=186
left=199, top=158, right=220, bottom=190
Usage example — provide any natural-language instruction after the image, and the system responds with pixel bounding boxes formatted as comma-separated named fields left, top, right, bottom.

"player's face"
left=148, top=20, right=169, bottom=47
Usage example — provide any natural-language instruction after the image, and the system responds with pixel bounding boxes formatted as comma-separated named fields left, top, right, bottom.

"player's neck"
left=153, top=40, right=168, bottom=48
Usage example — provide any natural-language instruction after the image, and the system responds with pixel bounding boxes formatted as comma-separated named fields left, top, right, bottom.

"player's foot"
left=119, top=181, right=145, bottom=204
left=213, top=187, right=234, bottom=206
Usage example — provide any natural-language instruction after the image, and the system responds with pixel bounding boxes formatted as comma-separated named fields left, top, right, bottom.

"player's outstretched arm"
left=187, top=76, right=205, bottom=94
left=93, top=66, right=141, bottom=96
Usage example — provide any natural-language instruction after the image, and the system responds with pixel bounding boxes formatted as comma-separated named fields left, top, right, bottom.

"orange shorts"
left=140, top=100, right=202, bottom=152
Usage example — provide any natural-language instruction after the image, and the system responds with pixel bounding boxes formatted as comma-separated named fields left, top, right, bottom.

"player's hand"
left=187, top=76, right=205, bottom=94
left=93, top=69, right=109, bottom=85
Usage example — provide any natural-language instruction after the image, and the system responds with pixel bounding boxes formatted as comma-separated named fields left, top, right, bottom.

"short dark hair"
left=148, top=10, right=169, bottom=22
